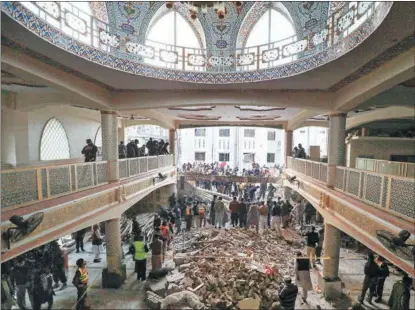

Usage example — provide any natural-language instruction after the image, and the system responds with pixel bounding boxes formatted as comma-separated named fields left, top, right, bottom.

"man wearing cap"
left=271, top=275, right=298, bottom=310
left=72, top=259, right=89, bottom=310
left=81, top=139, right=98, bottom=162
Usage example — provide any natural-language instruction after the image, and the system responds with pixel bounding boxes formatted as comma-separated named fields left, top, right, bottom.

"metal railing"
left=1, top=154, right=174, bottom=209
left=355, top=158, right=415, bottom=178
left=286, top=157, right=415, bottom=221
left=1, top=1, right=391, bottom=74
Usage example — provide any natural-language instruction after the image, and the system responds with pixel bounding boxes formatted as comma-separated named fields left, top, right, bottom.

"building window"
left=219, top=128, right=230, bottom=137
left=219, top=140, right=222, bottom=149
left=244, top=129, right=255, bottom=137
left=40, top=118, right=70, bottom=160
left=320, top=130, right=326, bottom=134
left=277, top=141, right=281, bottom=147
left=227, top=141, right=230, bottom=150
left=300, top=130, right=306, bottom=134
left=267, top=153, right=275, bottom=163
left=267, top=131, right=276, bottom=140
left=219, top=153, right=230, bottom=162
left=203, top=139, right=205, bottom=148
left=195, top=152, right=206, bottom=161
left=195, top=128, right=206, bottom=136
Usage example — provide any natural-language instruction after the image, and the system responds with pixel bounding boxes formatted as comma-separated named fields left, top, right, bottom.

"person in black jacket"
left=72, top=258, right=89, bottom=310
left=374, top=256, right=389, bottom=303
left=81, top=139, right=98, bottom=162
left=303, top=226, right=319, bottom=267
left=127, top=140, right=139, bottom=158
left=210, top=195, right=217, bottom=226
left=358, top=252, right=379, bottom=304
left=238, top=198, right=248, bottom=229
left=47, top=241, right=67, bottom=291
left=11, top=257, right=30, bottom=310
left=273, top=275, right=298, bottom=310
left=74, top=228, right=87, bottom=253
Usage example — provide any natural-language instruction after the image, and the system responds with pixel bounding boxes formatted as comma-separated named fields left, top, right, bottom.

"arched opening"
left=239, top=5, right=296, bottom=70
left=94, top=126, right=102, bottom=157
left=145, top=8, right=204, bottom=70
left=293, top=126, right=328, bottom=160
left=40, top=118, right=70, bottom=160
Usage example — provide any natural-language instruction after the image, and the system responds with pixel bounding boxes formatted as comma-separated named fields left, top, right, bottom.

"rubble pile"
left=171, top=230, right=213, bottom=252
left=120, top=213, right=156, bottom=243
left=165, top=228, right=303, bottom=310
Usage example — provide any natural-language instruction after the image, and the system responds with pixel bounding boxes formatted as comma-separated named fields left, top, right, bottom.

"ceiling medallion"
left=235, top=105, right=286, bottom=112
left=168, top=106, right=216, bottom=111
left=178, top=114, right=221, bottom=120
left=236, top=115, right=281, bottom=121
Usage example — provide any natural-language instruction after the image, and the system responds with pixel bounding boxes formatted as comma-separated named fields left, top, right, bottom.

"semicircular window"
left=145, top=9, right=204, bottom=70
left=242, top=8, right=296, bottom=70
left=40, top=118, right=70, bottom=160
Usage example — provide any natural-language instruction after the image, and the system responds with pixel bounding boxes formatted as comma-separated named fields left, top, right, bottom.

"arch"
left=94, top=126, right=102, bottom=157
left=40, top=118, right=70, bottom=160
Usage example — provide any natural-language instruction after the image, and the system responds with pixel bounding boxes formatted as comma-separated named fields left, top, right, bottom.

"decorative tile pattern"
left=148, top=157, right=158, bottom=171
left=139, top=157, right=148, bottom=173
left=40, top=118, right=70, bottom=161
left=364, top=174, right=382, bottom=205
left=105, top=217, right=123, bottom=274
left=0, top=1, right=393, bottom=83
left=96, top=162, right=108, bottom=184
left=328, top=114, right=346, bottom=166
left=48, top=166, right=71, bottom=197
left=335, top=167, right=345, bottom=190
left=76, top=164, right=94, bottom=190
left=118, top=160, right=128, bottom=179
left=1, top=170, right=38, bottom=208
left=390, top=178, right=415, bottom=219
left=346, top=170, right=360, bottom=197
left=322, top=223, right=341, bottom=280
left=129, top=158, right=139, bottom=176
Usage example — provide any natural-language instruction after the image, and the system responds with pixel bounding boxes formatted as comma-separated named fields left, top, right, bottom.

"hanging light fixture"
left=166, top=2, right=231, bottom=20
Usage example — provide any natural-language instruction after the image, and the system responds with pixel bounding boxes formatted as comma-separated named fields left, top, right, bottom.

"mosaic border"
left=0, top=1, right=393, bottom=84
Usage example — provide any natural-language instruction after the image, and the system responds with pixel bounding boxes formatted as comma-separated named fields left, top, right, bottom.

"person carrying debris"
left=151, top=232, right=163, bottom=270
left=214, top=197, right=226, bottom=229
left=258, top=201, right=269, bottom=234
left=238, top=197, right=248, bottom=229
left=129, top=234, right=149, bottom=282
left=247, top=202, right=259, bottom=233
left=229, top=197, right=240, bottom=227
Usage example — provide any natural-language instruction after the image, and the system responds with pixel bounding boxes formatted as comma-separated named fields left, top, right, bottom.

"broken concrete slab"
left=179, top=263, right=191, bottom=272
left=166, top=272, right=185, bottom=283
left=166, top=283, right=182, bottom=296
left=146, top=291, right=163, bottom=310
left=147, top=277, right=168, bottom=297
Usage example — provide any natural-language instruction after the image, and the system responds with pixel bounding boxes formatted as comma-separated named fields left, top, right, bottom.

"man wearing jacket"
left=358, top=252, right=379, bottom=304
left=129, top=234, right=149, bottom=281
left=374, top=256, right=389, bottom=303
left=238, top=198, right=248, bottom=229
left=229, top=197, right=239, bottom=227
left=81, top=139, right=98, bottom=162
left=272, top=275, right=298, bottom=310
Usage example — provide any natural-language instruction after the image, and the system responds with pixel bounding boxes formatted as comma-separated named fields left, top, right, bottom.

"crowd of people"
left=180, top=162, right=283, bottom=177
left=81, top=138, right=170, bottom=162
left=1, top=241, right=67, bottom=310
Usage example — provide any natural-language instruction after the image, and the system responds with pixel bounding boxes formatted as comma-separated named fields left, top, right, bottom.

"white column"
left=1, top=108, right=17, bottom=167
left=101, top=111, right=119, bottom=182
left=327, top=113, right=346, bottom=188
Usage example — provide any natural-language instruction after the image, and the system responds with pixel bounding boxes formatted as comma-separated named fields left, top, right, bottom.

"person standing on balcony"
left=81, top=139, right=98, bottom=162
left=118, top=141, right=127, bottom=159
left=297, top=144, right=306, bottom=159
left=91, top=225, right=103, bottom=263
left=127, top=140, right=139, bottom=158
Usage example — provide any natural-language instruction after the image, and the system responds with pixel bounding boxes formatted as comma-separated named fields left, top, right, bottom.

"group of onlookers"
left=181, top=162, right=282, bottom=177
left=292, top=143, right=306, bottom=159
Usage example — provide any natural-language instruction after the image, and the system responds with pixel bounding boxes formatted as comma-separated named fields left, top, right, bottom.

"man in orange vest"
left=72, top=258, right=89, bottom=310
left=198, top=202, right=207, bottom=228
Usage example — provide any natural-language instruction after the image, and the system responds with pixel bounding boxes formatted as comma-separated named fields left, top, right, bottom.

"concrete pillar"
left=102, top=217, right=126, bottom=288
left=1, top=108, right=17, bottom=167
left=284, top=130, right=293, bottom=167
left=101, top=111, right=119, bottom=182
left=320, top=223, right=342, bottom=300
left=327, top=113, right=346, bottom=188
left=118, top=119, right=125, bottom=144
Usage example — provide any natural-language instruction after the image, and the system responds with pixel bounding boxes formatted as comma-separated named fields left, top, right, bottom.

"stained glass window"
left=40, top=118, right=70, bottom=160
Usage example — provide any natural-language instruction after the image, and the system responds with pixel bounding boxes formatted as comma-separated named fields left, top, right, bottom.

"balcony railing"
left=1, top=155, right=174, bottom=209
left=286, top=157, right=415, bottom=221
left=0, top=1, right=392, bottom=81
left=355, top=158, right=415, bottom=178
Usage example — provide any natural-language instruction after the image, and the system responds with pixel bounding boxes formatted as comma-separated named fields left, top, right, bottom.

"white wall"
left=346, top=137, right=415, bottom=167
left=293, top=126, right=328, bottom=158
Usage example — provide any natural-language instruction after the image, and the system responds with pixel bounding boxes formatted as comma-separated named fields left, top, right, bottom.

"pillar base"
left=102, top=264, right=126, bottom=288
left=317, top=273, right=342, bottom=300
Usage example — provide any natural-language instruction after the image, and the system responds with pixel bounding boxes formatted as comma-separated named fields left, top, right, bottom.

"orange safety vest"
left=199, top=206, right=205, bottom=215
left=160, top=225, right=169, bottom=239
left=79, top=267, right=88, bottom=284
left=185, top=208, right=191, bottom=216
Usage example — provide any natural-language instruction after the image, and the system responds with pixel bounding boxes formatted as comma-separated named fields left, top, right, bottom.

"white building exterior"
left=178, top=126, right=328, bottom=168
left=125, top=125, right=169, bottom=145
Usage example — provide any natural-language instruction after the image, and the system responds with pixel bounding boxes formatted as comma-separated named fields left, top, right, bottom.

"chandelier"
left=166, top=2, right=242, bottom=20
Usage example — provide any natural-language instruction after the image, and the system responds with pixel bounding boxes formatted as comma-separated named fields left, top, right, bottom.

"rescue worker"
left=258, top=201, right=269, bottom=234
left=238, top=198, right=248, bottom=229
left=130, top=234, right=149, bottom=281
left=229, top=197, right=239, bottom=227
left=374, top=256, right=389, bottom=303
left=151, top=232, right=163, bottom=270
left=185, top=202, right=193, bottom=231
left=198, top=202, right=207, bottom=228
left=160, top=220, right=169, bottom=259
left=72, top=258, right=89, bottom=310
left=358, top=252, right=379, bottom=304
left=214, top=197, right=226, bottom=229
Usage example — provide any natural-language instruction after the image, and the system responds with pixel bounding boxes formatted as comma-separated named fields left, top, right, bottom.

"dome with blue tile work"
left=1, top=1, right=392, bottom=83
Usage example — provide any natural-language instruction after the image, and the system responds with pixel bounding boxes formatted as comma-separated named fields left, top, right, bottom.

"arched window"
left=145, top=9, right=203, bottom=70
left=40, top=118, right=70, bottom=160
left=94, top=126, right=102, bottom=157
left=242, top=8, right=296, bottom=70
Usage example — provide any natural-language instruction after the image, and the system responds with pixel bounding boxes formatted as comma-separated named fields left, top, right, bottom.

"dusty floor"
left=12, top=226, right=415, bottom=310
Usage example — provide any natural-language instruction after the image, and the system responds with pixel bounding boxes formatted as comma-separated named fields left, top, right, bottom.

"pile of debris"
left=146, top=228, right=304, bottom=310
left=121, top=213, right=156, bottom=243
